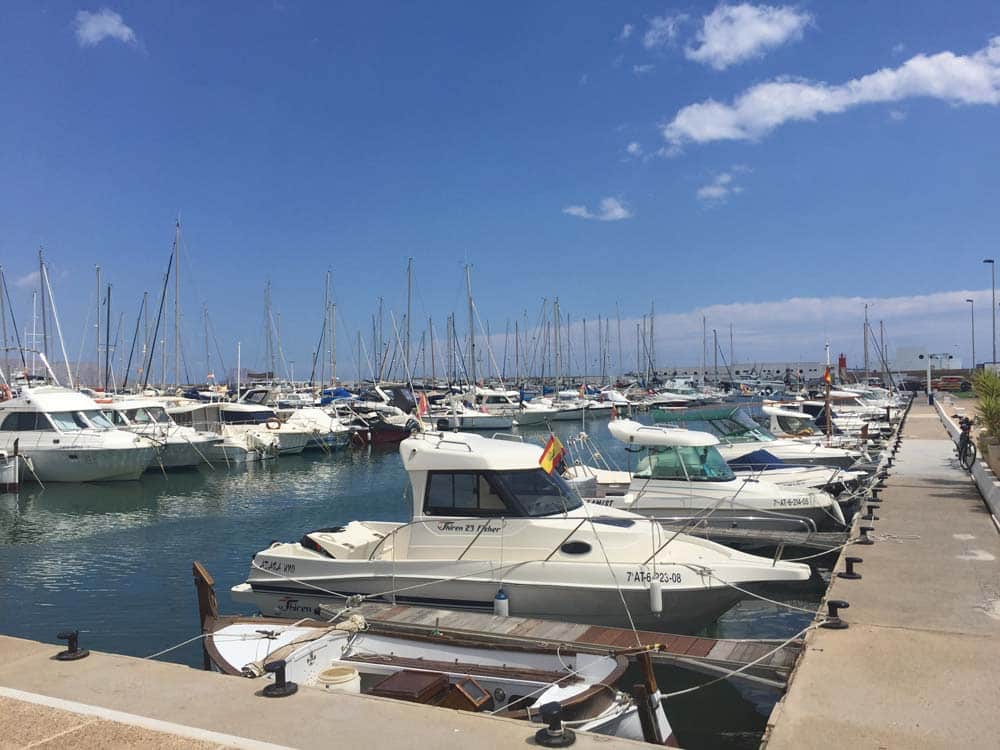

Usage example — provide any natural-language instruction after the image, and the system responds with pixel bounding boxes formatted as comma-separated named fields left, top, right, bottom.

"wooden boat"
left=195, top=563, right=675, bottom=745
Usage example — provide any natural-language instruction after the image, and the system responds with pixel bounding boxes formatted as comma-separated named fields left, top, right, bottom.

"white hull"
left=11, top=443, right=155, bottom=482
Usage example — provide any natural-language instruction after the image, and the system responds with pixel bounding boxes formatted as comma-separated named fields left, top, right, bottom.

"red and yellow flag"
left=823, top=366, right=832, bottom=384
left=539, top=434, right=565, bottom=474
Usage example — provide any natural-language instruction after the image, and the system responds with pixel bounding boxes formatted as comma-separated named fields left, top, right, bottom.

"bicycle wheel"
left=961, top=441, right=977, bottom=470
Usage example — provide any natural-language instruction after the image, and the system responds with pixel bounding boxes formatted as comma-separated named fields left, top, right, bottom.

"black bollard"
left=821, top=599, right=850, bottom=629
left=535, top=702, right=576, bottom=747
left=837, top=557, right=863, bottom=580
left=56, top=630, right=89, bottom=661
left=861, top=509, right=880, bottom=521
left=871, top=488, right=881, bottom=502
left=857, top=525, right=875, bottom=545
left=262, top=660, right=298, bottom=698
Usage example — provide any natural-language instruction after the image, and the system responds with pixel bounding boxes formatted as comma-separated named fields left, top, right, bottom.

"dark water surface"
left=0, top=418, right=825, bottom=749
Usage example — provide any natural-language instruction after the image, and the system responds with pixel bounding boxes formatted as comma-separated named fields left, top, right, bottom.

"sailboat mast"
left=730, top=324, right=734, bottom=372
left=173, top=220, right=180, bottom=386
left=104, top=284, right=112, bottom=391
left=331, top=302, right=337, bottom=384
left=466, top=265, right=476, bottom=387
left=429, top=317, right=436, bottom=384
left=0, top=266, right=7, bottom=376
left=649, top=301, right=655, bottom=379
left=553, top=297, right=560, bottom=388
left=96, top=265, right=101, bottom=387
left=265, top=281, right=275, bottom=381
left=204, top=305, right=210, bottom=382
left=406, top=258, right=412, bottom=378
left=583, top=317, right=588, bottom=384
left=38, top=248, right=48, bottom=360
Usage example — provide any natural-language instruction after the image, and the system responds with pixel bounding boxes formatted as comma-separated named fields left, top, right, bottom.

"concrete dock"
left=0, top=633, right=653, bottom=749
left=763, top=400, right=1000, bottom=749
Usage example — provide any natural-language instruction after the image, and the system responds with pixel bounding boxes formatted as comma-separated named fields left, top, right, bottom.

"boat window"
left=126, top=409, right=151, bottom=425
left=777, top=415, right=814, bottom=435
left=104, top=410, right=129, bottom=426
left=49, top=411, right=89, bottom=432
left=81, top=410, right=115, bottom=429
left=221, top=409, right=274, bottom=425
left=489, top=470, right=584, bottom=517
left=634, top=446, right=734, bottom=482
left=146, top=407, right=171, bottom=424
left=424, top=472, right=514, bottom=516
left=0, top=412, right=54, bottom=431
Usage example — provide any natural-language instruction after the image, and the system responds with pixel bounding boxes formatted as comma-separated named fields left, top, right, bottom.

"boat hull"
left=235, top=570, right=745, bottom=634
left=15, top=445, right=155, bottom=482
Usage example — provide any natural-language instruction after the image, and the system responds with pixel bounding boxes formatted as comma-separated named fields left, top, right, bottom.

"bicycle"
left=956, top=416, right=977, bottom=470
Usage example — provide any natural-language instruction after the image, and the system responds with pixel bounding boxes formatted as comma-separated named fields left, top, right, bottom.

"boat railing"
left=651, top=514, right=818, bottom=533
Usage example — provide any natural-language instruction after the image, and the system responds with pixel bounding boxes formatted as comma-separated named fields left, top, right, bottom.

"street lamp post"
left=966, top=298, right=976, bottom=370
left=984, top=259, right=995, bottom=366
left=919, top=352, right=954, bottom=405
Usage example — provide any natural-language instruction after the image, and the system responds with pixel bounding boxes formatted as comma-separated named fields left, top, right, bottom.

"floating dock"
left=762, top=399, right=1000, bottom=749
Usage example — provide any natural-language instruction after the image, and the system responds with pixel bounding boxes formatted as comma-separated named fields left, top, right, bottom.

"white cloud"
left=685, top=4, right=812, bottom=70
left=15, top=271, right=40, bottom=289
left=74, top=8, right=137, bottom=48
left=633, top=64, right=655, bottom=75
left=644, top=13, right=687, bottom=49
left=579, top=73, right=590, bottom=86
left=696, top=171, right=744, bottom=203
left=889, top=108, right=907, bottom=121
left=620, top=23, right=634, bottom=41
left=664, top=36, right=1000, bottom=146
left=892, top=42, right=906, bottom=55
left=626, top=141, right=643, bottom=157
left=562, top=197, right=633, bottom=221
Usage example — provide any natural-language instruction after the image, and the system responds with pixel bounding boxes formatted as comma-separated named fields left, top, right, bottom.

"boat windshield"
left=126, top=407, right=171, bottom=425
left=48, top=411, right=90, bottom=432
left=221, top=409, right=275, bottom=425
left=776, top=414, right=815, bottom=435
left=81, top=410, right=115, bottom=429
left=424, top=469, right=583, bottom=518
left=634, top=446, right=735, bottom=482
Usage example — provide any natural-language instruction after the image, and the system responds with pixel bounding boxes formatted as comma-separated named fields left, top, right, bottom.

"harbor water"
left=0, top=417, right=827, bottom=749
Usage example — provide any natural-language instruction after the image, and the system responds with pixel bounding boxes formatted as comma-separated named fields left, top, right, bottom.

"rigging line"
left=0, top=269, right=26, bottom=368
left=73, top=295, right=95, bottom=387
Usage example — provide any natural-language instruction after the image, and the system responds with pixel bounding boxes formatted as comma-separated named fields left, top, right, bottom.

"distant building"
left=891, top=346, right=962, bottom=372
left=653, top=361, right=827, bottom=382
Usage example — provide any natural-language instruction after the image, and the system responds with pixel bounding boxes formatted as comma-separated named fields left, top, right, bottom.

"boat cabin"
left=607, top=420, right=735, bottom=482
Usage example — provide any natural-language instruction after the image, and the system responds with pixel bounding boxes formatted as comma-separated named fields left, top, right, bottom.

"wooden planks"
left=353, top=602, right=801, bottom=684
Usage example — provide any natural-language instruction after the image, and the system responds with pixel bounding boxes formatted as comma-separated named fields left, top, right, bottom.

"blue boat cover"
left=727, top=449, right=786, bottom=469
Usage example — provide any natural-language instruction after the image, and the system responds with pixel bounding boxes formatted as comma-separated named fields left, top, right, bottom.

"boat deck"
left=354, top=601, right=800, bottom=686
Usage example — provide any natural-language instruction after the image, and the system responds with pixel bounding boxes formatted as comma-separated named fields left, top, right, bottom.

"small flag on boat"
left=539, top=434, right=565, bottom=474
left=417, top=392, right=429, bottom=417
left=823, top=367, right=832, bottom=384
left=610, top=405, right=618, bottom=420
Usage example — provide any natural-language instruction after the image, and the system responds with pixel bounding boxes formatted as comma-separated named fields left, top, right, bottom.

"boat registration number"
left=626, top=570, right=682, bottom=584
left=774, top=497, right=812, bottom=507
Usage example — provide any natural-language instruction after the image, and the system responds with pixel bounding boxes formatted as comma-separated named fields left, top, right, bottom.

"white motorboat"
left=216, top=402, right=311, bottom=455
left=470, top=387, right=556, bottom=427
left=428, top=398, right=514, bottom=431
left=653, top=406, right=864, bottom=470
left=0, top=385, right=156, bottom=482
left=586, top=420, right=845, bottom=531
left=102, top=397, right=223, bottom=469
left=232, top=431, right=811, bottom=633
left=167, top=402, right=280, bottom=463
left=278, top=407, right=351, bottom=450
left=204, top=614, right=673, bottom=744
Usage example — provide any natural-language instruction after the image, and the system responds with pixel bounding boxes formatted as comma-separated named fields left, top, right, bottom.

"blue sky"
left=2, top=2, right=1000, bottom=382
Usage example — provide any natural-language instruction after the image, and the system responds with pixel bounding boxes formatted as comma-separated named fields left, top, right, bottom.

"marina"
left=4, top=3, right=1000, bottom=748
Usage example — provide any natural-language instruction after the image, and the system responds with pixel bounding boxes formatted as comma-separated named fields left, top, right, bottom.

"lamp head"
left=966, top=298, right=974, bottom=303
left=984, top=259, right=995, bottom=265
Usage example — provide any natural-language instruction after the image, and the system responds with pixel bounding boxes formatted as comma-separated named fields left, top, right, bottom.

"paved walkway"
left=0, top=634, right=649, bottom=749
left=763, top=401, right=1000, bottom=749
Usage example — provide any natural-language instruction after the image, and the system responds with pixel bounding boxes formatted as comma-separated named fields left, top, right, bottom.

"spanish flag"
left=539, top=434, right=565, bottom=474
left=823, top=366, right=832, bottom=384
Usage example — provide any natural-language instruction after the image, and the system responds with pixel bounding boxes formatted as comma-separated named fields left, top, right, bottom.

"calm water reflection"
left=0, top=418, right=824, bottom=750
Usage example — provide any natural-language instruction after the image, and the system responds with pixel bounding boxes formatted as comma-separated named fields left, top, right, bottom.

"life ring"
left=265, top=418, right=282, bottom=430
left=0, top=383, right=10, bottom=401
